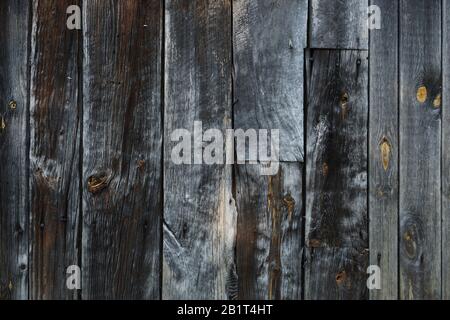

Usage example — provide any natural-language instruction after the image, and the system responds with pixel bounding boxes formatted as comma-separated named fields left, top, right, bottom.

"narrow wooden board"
left=233, top=0, right=308, bottom=162
left=305, top=49, right=369, bottom=300
left=310, top=0, right=369, bottom=50
left=368, top=0, right=399, bottom=300
left=0, top=0, right=30, bottom=300
left=29, top=0, right=81, bottom=300
left=163, top=0, right=235, bottom=300
left=236, top=163, right=303, bottom=300
left=399, top=0, right=441, bottom=300
left=82, top=0, right=162, bottom=299
left=443, top=0, right=450, bottom=300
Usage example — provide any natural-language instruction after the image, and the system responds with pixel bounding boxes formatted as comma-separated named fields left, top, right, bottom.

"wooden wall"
left=0, top=0, right=448, bottom=300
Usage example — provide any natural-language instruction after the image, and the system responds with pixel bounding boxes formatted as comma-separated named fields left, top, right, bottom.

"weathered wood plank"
left=310, top=0, right=368, bottom=50
left=163, top=0, right=235, bottom=299
left=368, top=0, right=398, bottom=300
left=443, top=0, right=450, bottom=300
left=305, top=49, right=369, bottom=300
left=0, top=0, right=30, bottom=300
left=82, top=0, right=162, bottom=299
left=233, top=0, right=308, bottom=162
left=236, top=163, right=303, bottom=300
left=29, top=0, right=81, bottom=300
left=399, top=0, right=441, bottom=300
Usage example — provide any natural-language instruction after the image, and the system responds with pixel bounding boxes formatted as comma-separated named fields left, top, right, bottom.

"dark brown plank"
left=399, top=0, right=441, bottom=300
left=236, top=163, right=303, bottom=300
left=233, top=0, right=308, bottom=162
left=310, top=0, right=369, bottom=50
left=163, top=0, right=235, bottom=299
left=305, top=49, right=369, bottom=300
left=82, top=0, right=162, bottom=299
left=369, top=0, right=399, bottom=300
left=29, top=0, right=81, bottom=300
left=0, top=0, right=30, bottom=300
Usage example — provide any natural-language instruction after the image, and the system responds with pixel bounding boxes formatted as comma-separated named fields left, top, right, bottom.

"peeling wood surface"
left=399, top=0, right=441, bottom=300
left=0, top=0, right=30, bottom=300
left=1, top=0, right=450, bottom=301
left=368, top=0, right=399, bottom=300
left=305, top=50, right=369, bottom=300
left=82, top=0, right=162, bottom=299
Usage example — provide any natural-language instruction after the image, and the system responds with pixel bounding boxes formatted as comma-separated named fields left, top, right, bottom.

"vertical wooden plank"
left=443, top=0, right=450, bottom=301
left=82, top=0, right=162, bottom=299
left=305, top=50, right=369, bottom=300
left=163, top=0, right=234, bottom=299
left=29, top=0, right=81, bottom=300
left=233, top=0, right=308, bottom=162
left=399, top=0, right=441, bottom=300
left=310, top=0, right=369, bottom=50
left=236, top=163, right=303, bottom=300
left=369, top=0, right=398, bottom=300
left=0, top=0, right=30, bottom=300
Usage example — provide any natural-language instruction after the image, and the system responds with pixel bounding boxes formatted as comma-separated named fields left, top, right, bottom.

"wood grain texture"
left=368, top=0, right=398, bottom=300
left=305, top=50, right=369, bottom=300
left=444, top=0, right=450, bottom=301
left=163, top=0, right=235, bottom=300
left=233, top=0, right=308, bottom=162
left=29, top=0, right=81, bottom=300
left=310, top=0, right=368, bottom=50
left=236, top=163, right=303, bottom=300
left=0, top=0, right=30, bottom=300
left=399, top=0, right=441, bottom=300
left=82, top=0, right=162, bottom=299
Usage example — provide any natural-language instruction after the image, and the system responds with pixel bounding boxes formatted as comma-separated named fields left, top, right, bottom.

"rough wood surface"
left=444, top=0, right=450, bottom=301
left=399, top=0, right=441, bottom=300
left=82, top=0, right=162, bottom=299
left=368, top=0, right=399, bottom=300
left=233, top=0, right=308, bottom=162
left=305, top=50, right=369, bottom=300
left=310, top=0, right=368, bottom=50
left=0, top=0, right=30, bottom=300
left=236, top=163, right=303, bottom=300
left=29, top=0, right=81, bottom=300
left=163, top=0, right=235, bottom=300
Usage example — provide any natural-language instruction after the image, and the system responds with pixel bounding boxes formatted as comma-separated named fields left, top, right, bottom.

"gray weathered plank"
left=163, top=0, right=235, bottom=300
left=82, top=0, right=162, bottom=299
left=29, top=0, right=81, bottom=300
left=368, top=0, right=398, bottom=300
left=0, top=0, right=30, bottom=300
left=399, top=0, right=441, bottom=300
left=443, top=0, right=450, bottom=301
left=310, top=0, right=368, bottom=50
left=305, top=49, right=369, bottom=300
left=233, top=0, right=308, bottom=162
left=236, top=163, right=303, bottom=300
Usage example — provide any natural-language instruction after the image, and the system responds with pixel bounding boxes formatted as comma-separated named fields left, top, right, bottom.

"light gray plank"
left=399, top=0, right=441, bottom=300
left=163, top=0, right=235, bottom=300
left=310, top=0, right=369, bottom=49
left=369, top=0, right=399, bottom=300
left=233, top=0, right=308, bottom=162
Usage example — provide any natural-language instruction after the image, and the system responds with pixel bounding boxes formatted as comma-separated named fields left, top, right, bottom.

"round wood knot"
left=88, top=173, right=110, bottom=194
